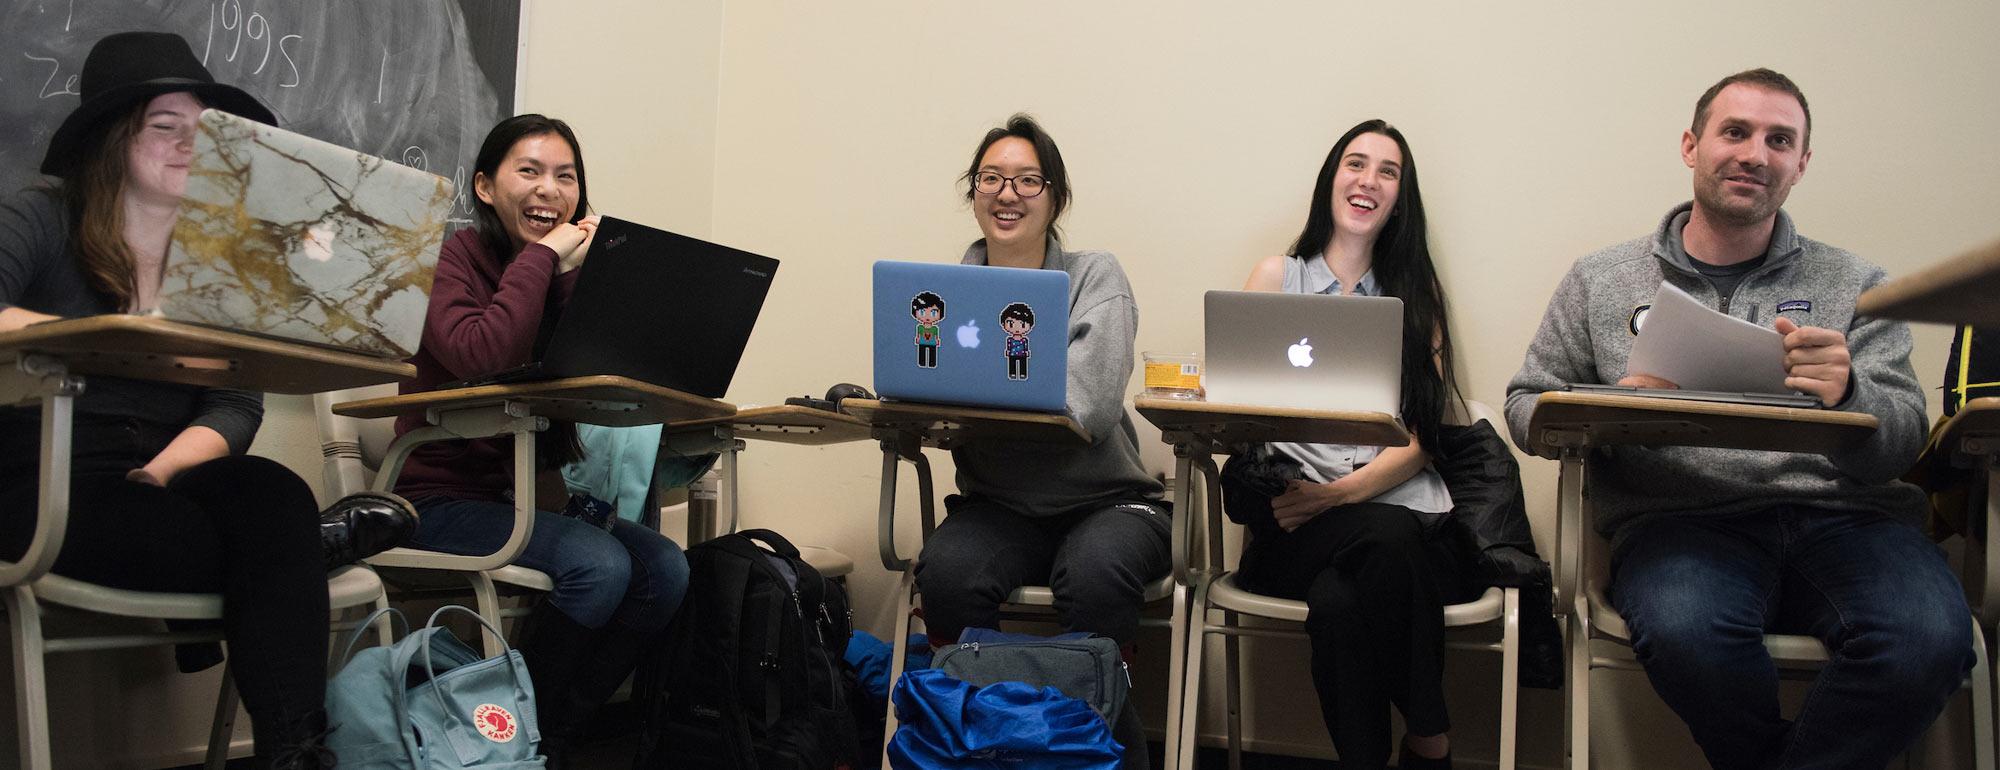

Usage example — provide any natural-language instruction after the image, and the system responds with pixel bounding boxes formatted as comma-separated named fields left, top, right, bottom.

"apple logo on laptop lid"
left=1288, top=337, right=1315, bottom=368
left=957, top=319, right=981, bottom=349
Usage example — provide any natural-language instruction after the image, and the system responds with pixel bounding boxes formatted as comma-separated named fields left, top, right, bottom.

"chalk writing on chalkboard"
left=0, top=0, right=520, bottom=233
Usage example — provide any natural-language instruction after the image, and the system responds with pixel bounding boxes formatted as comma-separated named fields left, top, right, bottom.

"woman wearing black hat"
left=0, top=32, right=394, bottom=768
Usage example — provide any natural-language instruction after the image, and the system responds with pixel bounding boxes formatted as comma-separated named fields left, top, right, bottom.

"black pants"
left=1236, top=502, right=1473, bottom=770
left=918, top=345, right=938, bottom=368
left=1008, top=356, right=1028, bottom=379
left=914, top=494, right=1171, bottom=646
left=0, top=415, right=330, bottom=752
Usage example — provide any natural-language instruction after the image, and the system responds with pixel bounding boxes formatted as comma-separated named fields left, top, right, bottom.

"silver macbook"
left=1203, top=290, right=1403, bottom=415
left=156, top=109, right=453, bottom=358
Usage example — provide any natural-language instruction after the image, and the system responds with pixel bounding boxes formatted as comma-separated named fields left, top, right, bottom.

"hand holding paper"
left=1776, top=316, right=1851, bottom=406
left=1626, top=282, right=1792, bottom=393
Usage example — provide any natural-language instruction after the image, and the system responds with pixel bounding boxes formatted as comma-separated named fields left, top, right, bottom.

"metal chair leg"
left=204, top=665, right=239, bottom=770
left=881, top=569, right=919, bottom=767
left=1499, top=587, right=1521, bottom=770
left=1224, top=610, right=1243, bottom=770
left=1175, top=577, right=1211, bottom=770
left=6, top=588, right=51, bottom=770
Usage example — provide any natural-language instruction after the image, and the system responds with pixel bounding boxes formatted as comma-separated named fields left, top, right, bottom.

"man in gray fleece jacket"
left=1505, top=69, right=1971, bottom=769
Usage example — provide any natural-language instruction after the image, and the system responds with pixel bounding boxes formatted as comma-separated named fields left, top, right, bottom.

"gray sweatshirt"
left=951, top=237, right=1165, bottom=517
left=1504, top=203, right=1928, bottom=540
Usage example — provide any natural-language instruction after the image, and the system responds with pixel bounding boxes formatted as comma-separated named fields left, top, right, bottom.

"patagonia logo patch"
left=1629, top=304, right=1652, bottom=335
left=1777, top=300, right=1812, bottom=314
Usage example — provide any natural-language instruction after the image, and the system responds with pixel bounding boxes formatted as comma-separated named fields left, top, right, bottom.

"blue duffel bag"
left=887, top=668, right=1121, bottom=770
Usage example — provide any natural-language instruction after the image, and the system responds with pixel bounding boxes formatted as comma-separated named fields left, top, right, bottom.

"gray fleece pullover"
left=951, top=237, right=1165, bottom=517
left=1505, top=202, right=1929, bottom=541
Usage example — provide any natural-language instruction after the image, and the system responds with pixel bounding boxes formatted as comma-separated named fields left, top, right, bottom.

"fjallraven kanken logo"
left=473, top=703, right=518, bottom=742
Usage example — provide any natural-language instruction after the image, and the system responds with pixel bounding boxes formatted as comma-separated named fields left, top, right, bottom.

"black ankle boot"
left=321, top=491, right=418, bottom=569
left=1396, top=733, right=1453, bottom=770
left=261, top=709, right=336, bottom=770
left=555, top=622, right=660, bottom=762
left=517, top=604, right=603, bottom=767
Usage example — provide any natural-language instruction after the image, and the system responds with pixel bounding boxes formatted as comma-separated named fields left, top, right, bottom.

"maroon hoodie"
left=393, top=228, right=579, bottom=503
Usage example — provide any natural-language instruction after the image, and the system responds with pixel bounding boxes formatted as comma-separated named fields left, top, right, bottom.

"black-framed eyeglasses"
left=971, top=171, right=1049, bottom=198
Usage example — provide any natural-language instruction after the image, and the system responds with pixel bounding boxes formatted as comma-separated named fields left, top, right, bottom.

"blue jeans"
left=413, top=497, right=690, bottom=632
left=1612, top=506, right=1972, bottom=770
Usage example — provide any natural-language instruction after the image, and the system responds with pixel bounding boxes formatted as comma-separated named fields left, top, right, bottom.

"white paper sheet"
left=1625, top=282, right=1791, bottom=393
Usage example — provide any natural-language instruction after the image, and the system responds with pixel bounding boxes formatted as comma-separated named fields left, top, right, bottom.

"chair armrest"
left=876, top=433, right=935, bottom=573
left=366, top=403, right=546, bottom=573
left=1553, top=449, right=1585, bottom=618
left=0, top=357, right=82, bottom=587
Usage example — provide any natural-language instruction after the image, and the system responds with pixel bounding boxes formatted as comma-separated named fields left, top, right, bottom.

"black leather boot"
left=320, top=491, right=418, bottom=569
left=543, top=621, right=660, bottom=769
left=261, top=708, right=336, bottom=770
left=517, top=604, right=602, bottom=769
left=1396, top=733, right=1453, bottom=770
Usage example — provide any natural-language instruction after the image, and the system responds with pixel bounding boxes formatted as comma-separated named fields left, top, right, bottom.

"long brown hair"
left=59, top=103, right=149, bottom=310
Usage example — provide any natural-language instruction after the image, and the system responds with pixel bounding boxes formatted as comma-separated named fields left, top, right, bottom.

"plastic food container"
left=1141, top=352, right=1203, bottom=401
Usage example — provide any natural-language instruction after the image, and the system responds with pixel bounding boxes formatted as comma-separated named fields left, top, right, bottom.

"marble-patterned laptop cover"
left=160, top=109, right=452, bottom=358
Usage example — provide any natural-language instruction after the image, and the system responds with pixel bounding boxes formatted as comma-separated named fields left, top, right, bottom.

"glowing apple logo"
left=1287, top=337, right=1314, bottom=368
left=957, top=319, right=982, bottom=349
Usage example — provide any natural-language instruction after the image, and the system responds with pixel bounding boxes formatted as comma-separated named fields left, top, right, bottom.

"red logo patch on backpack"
left=472, top=703, right=518, bottom=742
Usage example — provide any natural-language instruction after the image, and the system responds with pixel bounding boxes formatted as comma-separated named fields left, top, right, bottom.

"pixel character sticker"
left=1000, top=302, right=1035, bottom=380
left=912, top=291, right=945, bottom=369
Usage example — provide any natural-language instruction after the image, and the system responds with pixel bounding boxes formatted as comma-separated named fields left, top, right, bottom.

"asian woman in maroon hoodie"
left=391, top=115, right=688, bottom=768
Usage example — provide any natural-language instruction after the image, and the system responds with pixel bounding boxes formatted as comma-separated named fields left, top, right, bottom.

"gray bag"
left=931, top=628, right=1128, bottom=724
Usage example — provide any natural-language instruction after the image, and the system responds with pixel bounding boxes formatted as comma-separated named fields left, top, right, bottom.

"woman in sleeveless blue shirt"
left=1235, top=120, right=1475, bottom=770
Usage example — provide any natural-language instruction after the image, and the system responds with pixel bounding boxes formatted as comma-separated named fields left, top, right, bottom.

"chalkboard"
left=0, top=0, right=522, bottom=229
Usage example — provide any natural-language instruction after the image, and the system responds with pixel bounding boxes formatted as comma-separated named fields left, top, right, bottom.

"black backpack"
left=635, top=529, right=859, bottom=770
left=1945, top=325, right=1999, bottom=417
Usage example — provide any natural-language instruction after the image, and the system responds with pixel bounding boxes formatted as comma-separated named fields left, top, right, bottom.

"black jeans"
left=1237, top=502, right=1474, bottom=770
left=914, top=494, right=1171, bottom=646
left=0, top=415, right=330, bottom=751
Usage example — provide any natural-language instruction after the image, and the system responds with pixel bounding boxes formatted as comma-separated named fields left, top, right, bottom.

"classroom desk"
left=841, top=397, right=1092, bottom=766
left=330, top=376, right=732, bottom=573
left=0, top=316, right=415, bottom=588
left=1526, top=390, right=1879, bottom=767
left=1855, top=237, right=2000, bottom=327
left=0, top=316, right=411, bottom=770
left=1134, top=397, right=1409, bottom=770
left=838, top=397, right=1087, bottom=571
left=662, top=404, right=873, bottom=544
left=1527, top=389, right=1876, bottom=609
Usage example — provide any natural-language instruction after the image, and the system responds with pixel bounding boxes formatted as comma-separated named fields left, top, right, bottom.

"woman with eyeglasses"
left=911, top=114, right=1168, bottom=767
left=1231, top=119, right=1472, bottom=770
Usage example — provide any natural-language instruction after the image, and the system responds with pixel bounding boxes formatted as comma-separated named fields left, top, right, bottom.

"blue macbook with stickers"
left=872, top=261, right=1070, bottom=412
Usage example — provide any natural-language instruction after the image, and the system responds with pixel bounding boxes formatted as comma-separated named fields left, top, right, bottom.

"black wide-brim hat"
left=39, top=31, right=277, bottom=177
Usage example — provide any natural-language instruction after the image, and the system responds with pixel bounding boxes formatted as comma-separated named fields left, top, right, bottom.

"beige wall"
left=26, top=0, right=1998, bottom=767
left=693, top=2, right=2000, bottom=769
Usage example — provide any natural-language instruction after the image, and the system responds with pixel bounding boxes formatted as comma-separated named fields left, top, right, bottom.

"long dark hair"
left=960, top=113, right=1072, bottom=242
left=471, top=114, right=591, bottom=263
left=1286, top=119, right=1459, bottom=451
left=470, top=114, right=591, bottom=468
left=59, top=101, right=158, bottom=310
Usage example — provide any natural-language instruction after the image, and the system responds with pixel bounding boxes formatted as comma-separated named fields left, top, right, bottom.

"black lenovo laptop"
left=444, top=217, right=779, bottom=398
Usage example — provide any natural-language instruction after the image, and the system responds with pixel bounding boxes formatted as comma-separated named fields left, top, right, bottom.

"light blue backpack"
left=327, top=606, right=546, bottom=769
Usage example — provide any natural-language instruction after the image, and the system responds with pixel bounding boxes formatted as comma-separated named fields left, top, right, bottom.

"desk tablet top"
left=1938, top=398, right=2000, bottom=459
left=668, top=404, right=874, bottom=446
left=332, top=375, right=732, bottom=426
left=1856, top=238, right=2000, bottom=327
left=1134, top=398, right=1409, bottom=448
left=839, top=398, right=1089, bottom=447
left=1527, top=390, right=1877, bottom=455
left=0, top=316, right=412, bottom=394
